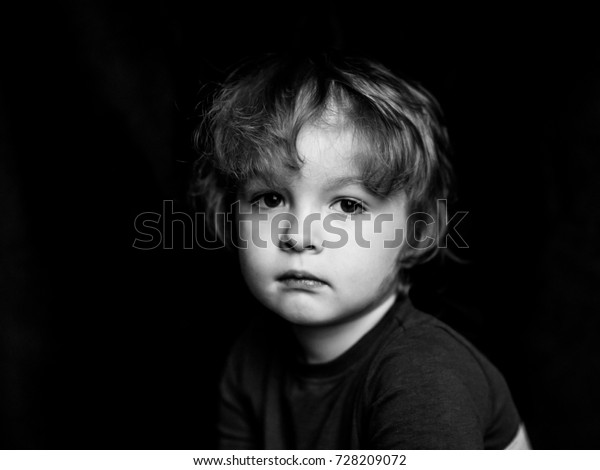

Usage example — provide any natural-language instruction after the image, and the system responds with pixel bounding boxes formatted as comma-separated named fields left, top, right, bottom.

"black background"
left=1, top=1, right=599, bottom=449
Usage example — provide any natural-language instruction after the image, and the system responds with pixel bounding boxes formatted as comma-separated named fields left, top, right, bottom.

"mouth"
left=276, top=270, right=328, bottom=289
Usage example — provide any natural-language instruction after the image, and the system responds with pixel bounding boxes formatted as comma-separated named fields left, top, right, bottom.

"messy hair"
left=190, top=51, right=454, bottom=274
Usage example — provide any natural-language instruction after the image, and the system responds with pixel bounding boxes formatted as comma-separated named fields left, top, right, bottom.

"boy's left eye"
left=332, top=199, right=366, bottom=214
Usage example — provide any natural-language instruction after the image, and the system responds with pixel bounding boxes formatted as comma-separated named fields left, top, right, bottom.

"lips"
left=277, top=270, right=328, bottom=289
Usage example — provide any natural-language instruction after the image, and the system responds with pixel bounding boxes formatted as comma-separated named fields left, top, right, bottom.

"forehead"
left=295, top=121, right=366, bottom=181
left=242, top=120, right=369, bottom=192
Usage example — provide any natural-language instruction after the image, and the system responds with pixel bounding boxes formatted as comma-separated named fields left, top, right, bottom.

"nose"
left=279, top=212, right=324, bottom=253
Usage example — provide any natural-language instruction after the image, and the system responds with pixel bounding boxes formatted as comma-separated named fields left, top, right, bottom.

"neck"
left=292, top=292, right=398, bottom=365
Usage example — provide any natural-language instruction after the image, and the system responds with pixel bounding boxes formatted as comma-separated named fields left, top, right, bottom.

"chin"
left=271, top=302, right=333, bottom=326
left=277, top=309, right=323, bottom=326
left=279, top=306, right=353, bottom=328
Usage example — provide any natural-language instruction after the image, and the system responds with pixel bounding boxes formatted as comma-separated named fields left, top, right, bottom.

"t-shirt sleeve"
left=362, top=327, right=520, bottom=450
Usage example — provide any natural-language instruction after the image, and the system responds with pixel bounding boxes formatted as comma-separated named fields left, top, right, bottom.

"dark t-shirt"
left=217, top=296, right=521, bottom=449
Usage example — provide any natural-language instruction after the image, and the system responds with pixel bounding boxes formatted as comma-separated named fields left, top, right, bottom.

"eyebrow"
left=241, top=173, right=370, bottom=195
left=324, top=175, right=367, bottom=191
left=240, top=174, right=290, bottom=193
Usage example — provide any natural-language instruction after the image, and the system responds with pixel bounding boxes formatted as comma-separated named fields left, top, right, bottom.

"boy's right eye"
left=252, top=192, right=284, bottom=209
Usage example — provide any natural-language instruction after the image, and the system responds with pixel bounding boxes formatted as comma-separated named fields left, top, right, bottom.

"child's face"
left=236, top=122, right=408, bottom=327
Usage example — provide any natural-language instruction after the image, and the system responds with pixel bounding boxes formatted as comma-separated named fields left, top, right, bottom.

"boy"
left=191, top=52, right=529, bottom=449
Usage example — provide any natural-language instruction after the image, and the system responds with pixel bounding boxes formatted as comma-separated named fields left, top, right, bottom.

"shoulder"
left=360, top=303, right=520, bottom=449
left=221, top=311, right=289, bottom=389
left=217, top=312, right=286, bottom=449
left=369, top=305, right=508, bottom=400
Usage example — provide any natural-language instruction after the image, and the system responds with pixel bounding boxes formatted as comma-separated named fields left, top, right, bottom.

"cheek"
left=343, top=217, right=405, bottom=281
left=238, top=241, right=264, bottom=288
left=331, top=242, right=400, bottom=284
left=237, top=249, right=253, bottom=283
left=239, top=244, right=269, bottom=277
left=237, top=232, right=283, bottom=294
left=343, top=216, right=406, bottom=258
left=235, top=214, right=282, bottom=256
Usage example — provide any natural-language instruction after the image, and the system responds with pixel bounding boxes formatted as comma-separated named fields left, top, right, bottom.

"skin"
left=237, top=120, right=408, bottom=364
